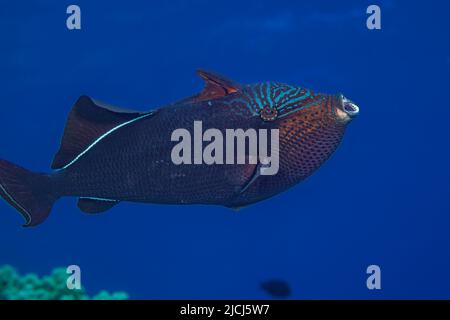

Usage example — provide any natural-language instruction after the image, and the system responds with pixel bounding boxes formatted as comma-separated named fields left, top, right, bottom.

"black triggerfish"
left=0, top=70, right=359, bottom=227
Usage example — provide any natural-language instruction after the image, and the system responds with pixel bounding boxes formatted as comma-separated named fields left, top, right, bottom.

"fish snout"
left=343, top=100, right=359, bottom=117
left=336, top=94, right=359, bottom=121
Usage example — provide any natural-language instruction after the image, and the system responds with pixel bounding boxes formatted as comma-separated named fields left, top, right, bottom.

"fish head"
left=245, top=83, right=359, bottom=126
left=234, top=82, right=359, bottom=183
left=273, top=89, right=360, bottom=127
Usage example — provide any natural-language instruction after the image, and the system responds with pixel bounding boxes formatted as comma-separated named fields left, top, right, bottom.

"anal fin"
left=77, top=197, right=119, bottom=214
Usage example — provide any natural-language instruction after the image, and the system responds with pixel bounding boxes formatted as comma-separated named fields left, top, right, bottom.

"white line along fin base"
left=52, top=96, right=155, bottom=170
left=77, top=197, right=119, bottom=214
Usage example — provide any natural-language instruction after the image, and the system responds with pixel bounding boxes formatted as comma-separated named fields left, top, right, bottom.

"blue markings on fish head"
left=242, top=82, right=326, bottom=121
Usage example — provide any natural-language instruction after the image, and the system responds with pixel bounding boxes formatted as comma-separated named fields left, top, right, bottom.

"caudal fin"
left=0, top=159, right=57, bottom=227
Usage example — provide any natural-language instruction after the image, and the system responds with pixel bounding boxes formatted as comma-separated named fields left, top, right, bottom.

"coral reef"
left=0, top=265, right=128, bottom=300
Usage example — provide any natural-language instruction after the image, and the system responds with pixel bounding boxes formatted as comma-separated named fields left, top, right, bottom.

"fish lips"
left=340, top=94, right=360, bottom=118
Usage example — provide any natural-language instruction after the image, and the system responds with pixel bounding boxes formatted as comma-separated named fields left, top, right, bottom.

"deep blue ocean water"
left=0, top=0, right=449, bottom=299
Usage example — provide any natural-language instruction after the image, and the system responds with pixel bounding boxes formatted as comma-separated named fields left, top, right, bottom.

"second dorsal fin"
left=52, top=96, right=155, bottom=170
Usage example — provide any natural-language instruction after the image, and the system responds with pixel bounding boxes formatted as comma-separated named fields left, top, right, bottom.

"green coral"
left=0, top=265, right=128, bottom=300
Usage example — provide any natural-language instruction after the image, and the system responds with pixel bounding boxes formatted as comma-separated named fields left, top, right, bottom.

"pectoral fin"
left=225, top=156, right=263, bottom=197
left=239, top=163, right=262, bottom=194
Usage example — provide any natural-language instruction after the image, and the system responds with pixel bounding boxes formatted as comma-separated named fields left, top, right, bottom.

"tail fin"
left=0, top=159, right=57, bottom=227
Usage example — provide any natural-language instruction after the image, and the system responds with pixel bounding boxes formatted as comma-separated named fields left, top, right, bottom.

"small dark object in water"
left=261, top=280, right=291, bottom=298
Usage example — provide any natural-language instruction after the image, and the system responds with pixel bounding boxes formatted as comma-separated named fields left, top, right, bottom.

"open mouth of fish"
left=341, top=96, right=359, bottom=117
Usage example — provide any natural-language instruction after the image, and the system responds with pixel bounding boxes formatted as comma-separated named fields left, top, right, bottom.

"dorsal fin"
left=197, top=69, right=241, bottom=99
left=52, top=96, right=155, bottom=170
left=175, top=70, right=242, bottom=105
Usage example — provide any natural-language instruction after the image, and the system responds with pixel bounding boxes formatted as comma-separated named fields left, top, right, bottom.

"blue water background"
left=1, top=0, right=449, bottom=298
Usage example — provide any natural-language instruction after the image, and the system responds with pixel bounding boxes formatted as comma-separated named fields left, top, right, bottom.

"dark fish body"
left=0, top=70, right=359, bottom=226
